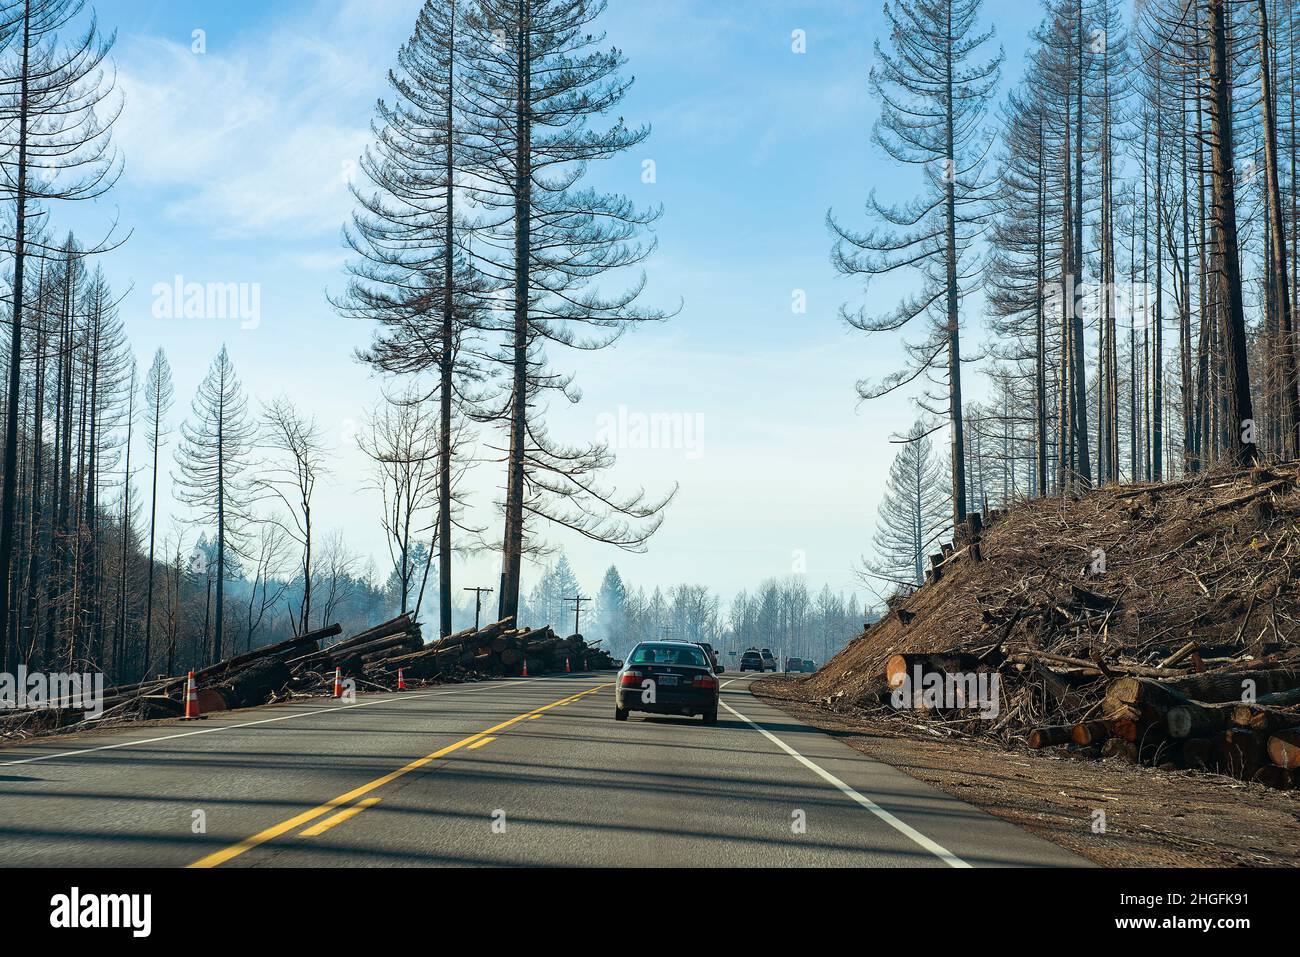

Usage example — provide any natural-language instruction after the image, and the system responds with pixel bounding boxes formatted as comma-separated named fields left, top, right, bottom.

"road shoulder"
left=752, top=675, right=1300, bottom=867
left=724, top=676, right=1086, bottom=867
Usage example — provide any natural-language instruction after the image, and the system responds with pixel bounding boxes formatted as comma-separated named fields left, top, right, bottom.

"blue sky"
left=67, top=0, right=1042, bottom=608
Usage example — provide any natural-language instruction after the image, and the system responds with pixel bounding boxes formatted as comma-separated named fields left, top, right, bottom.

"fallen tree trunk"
left=1102, top=676, right=1193, bottom=720
left=1013, top=650, right=1183, bottom=679
left=1268, top=727, right=1300, bottom=769
left=334, top=633, right=422, bottom=663
left=1229, top=702, right=1300, bottom=733
left=1071, top=721, right=1111, bottom=746
left=194, top=624, right=338, bottom=683
left=220, top=658, right=292, bottom=709
left=1027, top=726, right=1072, bottom=749
left=884, top=652, right=987, bottom=689
left=1158, top=664, right=1300, bottom=703
left=1257, top=687, right=1300, bottom=708
left=1213, top=728, right=1267, bottom=779
left=1166, top=701, right=1237, bottom=739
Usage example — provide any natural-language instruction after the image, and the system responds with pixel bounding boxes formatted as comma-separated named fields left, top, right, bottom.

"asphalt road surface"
left=0, top=673, right=1084, bottom=867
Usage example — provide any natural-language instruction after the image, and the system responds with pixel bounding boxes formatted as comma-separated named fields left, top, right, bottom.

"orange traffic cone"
left=183, top=671, right=200, bottom=720
left=183, top=670, right=200, bottom=717
left=565, top=657, right=571, bottom=674
left=333, top=667, right=344, bottom=699
left=521, top=659, right=529, bottom=677
left=397, top=668, right=407, bottom=691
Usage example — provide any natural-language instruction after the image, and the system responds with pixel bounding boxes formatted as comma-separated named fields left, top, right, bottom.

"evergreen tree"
left=461, top=0, right=674, bottom=621
left=829, top=0, right=1002, bottom=528
left=173, top=347, right=257, bottom=662
left=867, top=422, right=951, bottom=588
left=593, top=564, right=627, bottom=645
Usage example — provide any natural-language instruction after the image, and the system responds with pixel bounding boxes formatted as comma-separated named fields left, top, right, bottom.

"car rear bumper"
left=616, top=687, right=717, bottom=716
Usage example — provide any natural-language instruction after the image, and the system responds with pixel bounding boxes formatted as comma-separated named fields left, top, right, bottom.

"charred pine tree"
left=173, top=347, right=256, bottom=664
left=829, top=0, right=1002, bottom=528
left=462, top=0, right=675, bottom=622
left=1257, top=0, right=1300, bottom=455
left=141, top=347, right=172, bottom=677
left=986, top=76, right=1052, bottom=496
left=1203, top=0, right=1256, bottom=464
left=0, top=0, right=120, bottom=672
left=336, top=0, right=490, bottom=639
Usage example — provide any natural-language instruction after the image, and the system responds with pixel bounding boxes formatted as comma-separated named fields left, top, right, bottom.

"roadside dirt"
left=753, top=674, right=1300, bottom=867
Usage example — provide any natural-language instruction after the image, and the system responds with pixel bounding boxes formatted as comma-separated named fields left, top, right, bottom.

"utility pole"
left=464, top=587, right=494, bottom=631
left=563, top=595, right=590, bottom=637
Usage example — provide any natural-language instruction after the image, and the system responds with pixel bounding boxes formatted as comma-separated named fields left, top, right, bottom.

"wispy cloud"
left=114, top=0, right=415, bottom=239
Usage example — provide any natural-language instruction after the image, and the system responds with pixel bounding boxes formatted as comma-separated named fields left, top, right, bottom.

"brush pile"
left=2, top=612, right=617, bottom=741
left=804, top=462, right=1300, bottom=788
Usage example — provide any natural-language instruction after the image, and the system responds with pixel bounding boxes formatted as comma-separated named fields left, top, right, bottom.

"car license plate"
left=659, top=675, right=679, bottom=686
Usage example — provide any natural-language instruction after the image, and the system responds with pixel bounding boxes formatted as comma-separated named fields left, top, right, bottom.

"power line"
left=563, top=595, right=591, bottom=637
left=464, top=587, right=494, bottom=630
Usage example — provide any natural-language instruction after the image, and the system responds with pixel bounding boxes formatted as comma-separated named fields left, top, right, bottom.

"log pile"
left=841, top=614, right=1300, bottom=791
left=0, top=622, right=343, bottom=737
left=804, top=462, right=1300, bottom=791
left=374, top=618, right=619, bottom=683
left=2, top=612, right=619, bottom=742
left=287, top=614, right=425, bottom=685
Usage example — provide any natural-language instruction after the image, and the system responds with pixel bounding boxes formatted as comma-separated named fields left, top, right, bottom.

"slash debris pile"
left=0, top=613, right=617, bottom=741
left=805, top=462, right=1300, bottom=789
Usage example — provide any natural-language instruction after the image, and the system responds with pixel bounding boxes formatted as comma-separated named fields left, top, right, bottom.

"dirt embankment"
left=808, top=464, right=1300, bottom=715
left=757, top=463, right=1300, bottom=866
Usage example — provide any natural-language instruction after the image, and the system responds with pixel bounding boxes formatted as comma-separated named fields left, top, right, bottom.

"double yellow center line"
left=188, top=683, right=609, bottom=868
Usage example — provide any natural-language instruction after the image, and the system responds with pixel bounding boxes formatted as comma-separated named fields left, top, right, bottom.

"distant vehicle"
left=785, top=657, right=803, bottom=673
left=695, top=642, right=719, bottom=670
left=802, top=659, right=816, bottom=673
left=615, top=641, right=720, bottom=724
left=740, top=650, right=764, bottom=672
left=759, top=649, right=778, bottom=672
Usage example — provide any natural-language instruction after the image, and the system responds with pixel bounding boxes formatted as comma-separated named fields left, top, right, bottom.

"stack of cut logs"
left=376, top=616, right=618, bottom=683
left=0, top=622, right=347, bottom=735
left=1077, top=663, right=1300, bottom=787
left=0, top=612, right=621, bottom=741
left=877, top=651, right=1300, bottom=789
left=287, top=614, right=425, bottom=685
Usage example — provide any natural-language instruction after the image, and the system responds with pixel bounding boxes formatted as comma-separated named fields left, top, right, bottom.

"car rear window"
left=630, top=644, right=708, bottom=667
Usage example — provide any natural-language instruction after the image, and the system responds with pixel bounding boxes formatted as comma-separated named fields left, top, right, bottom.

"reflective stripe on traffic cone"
left=333, top=667, right=344, bottom=699
left=397, top=668, right=407, bottom=691
left=183, top=671, right=199, bottom=719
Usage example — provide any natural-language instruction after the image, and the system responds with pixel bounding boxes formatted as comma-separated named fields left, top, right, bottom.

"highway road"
left=0, top=673, right=1084, bottom=867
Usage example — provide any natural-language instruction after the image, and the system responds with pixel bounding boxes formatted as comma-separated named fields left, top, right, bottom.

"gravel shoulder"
left=753, top=674, right=1300, bottom=867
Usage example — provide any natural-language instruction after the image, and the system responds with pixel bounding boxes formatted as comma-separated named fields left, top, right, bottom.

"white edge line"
left=718, top=693, right=971, bottom=869
left=0, top=676, right=548, bottom=768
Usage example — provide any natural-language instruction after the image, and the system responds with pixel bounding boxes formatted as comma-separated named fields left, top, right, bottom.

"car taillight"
left=692, top=676, right=717, bottom=690
left=619, top=671, right=643, bottom=687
